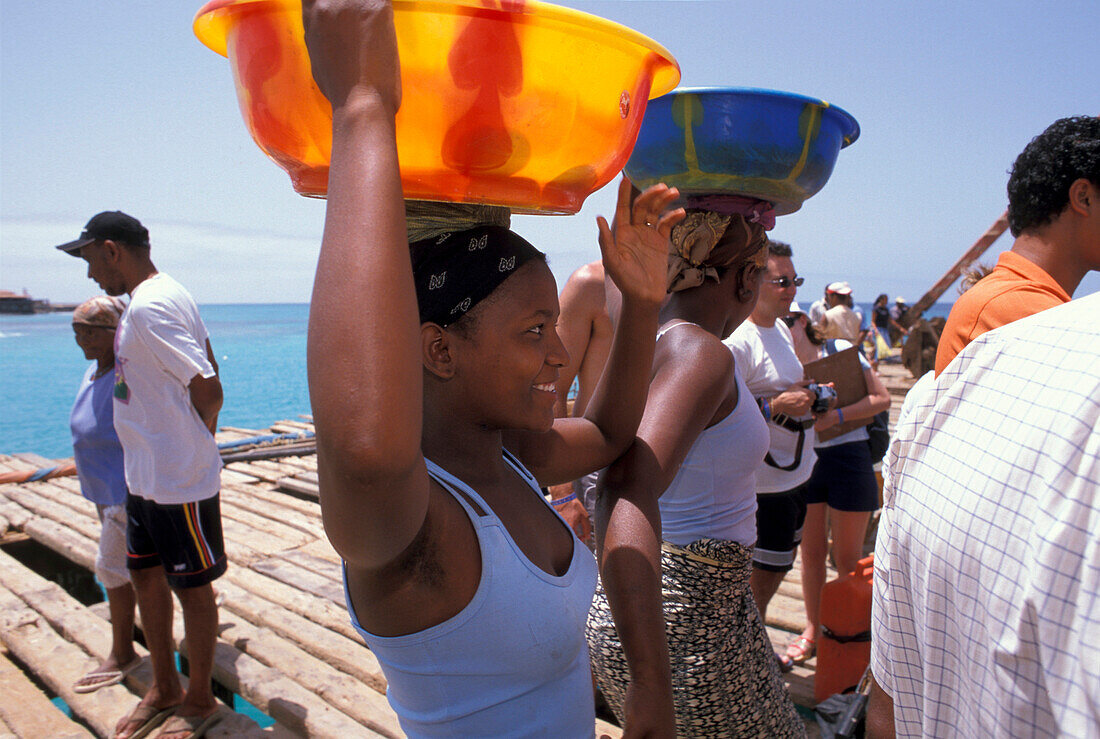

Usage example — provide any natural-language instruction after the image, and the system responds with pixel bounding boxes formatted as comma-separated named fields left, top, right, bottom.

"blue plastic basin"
left=625, top=87, right=859, bottom=215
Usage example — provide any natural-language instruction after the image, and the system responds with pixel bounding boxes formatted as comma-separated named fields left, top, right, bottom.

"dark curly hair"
left=1006, top=116, right=1100, bottom=236
left=767, top=240, right=793, bottom=258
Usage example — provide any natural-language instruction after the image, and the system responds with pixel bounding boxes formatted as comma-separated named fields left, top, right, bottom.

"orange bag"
left=815, top=554, right=874, bottom=703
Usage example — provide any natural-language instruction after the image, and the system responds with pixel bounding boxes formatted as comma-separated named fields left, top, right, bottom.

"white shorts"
left=95, top=504, right=130, bottom=590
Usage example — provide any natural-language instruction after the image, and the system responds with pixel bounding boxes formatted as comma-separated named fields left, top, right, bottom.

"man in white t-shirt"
left=725, top=241, right=819, bottom=630
left=57, top=212, right=226, bottom=739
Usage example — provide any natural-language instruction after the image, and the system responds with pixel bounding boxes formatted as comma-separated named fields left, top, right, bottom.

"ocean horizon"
left=1, top=300, right=951, bottom=459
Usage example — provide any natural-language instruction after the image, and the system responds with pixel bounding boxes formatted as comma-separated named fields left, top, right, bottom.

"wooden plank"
left=12, top=452, right=58, bottom=467
left=221, top=468, right=262, bottom=486
left=218, top=487, right=326, bottom=541
left=24, top=479, right=97, bottom=518
left=224, top=567, right=363, bottom=644
left=225, top=482, right=323, bottom=520
left=216, top=617, right=402, bottom=737
left=275, top=477, right=319, bottom=500
left=0, top=550, right=139, bottom=674
left=765, top=592, right=809, bottom=635
left=224, top=462, right=285, bottom=484
left=251, top=559, right=345, bottom=606
left=180, top=631, right=384, bottom=737
left=220, top=426, right=267, bottom=436
left=0, top=496, right=31, bottom=529
left=218, top=580, right=387, bottom=693
left=218, top=502, right=313, bottom=549
left=23, top=518, right=97, bottom=571
left=218, top=516, right=297, bottom=562
left=277, top=549, right=343, bottom=582
left=0, top=649, right=95, bottom=738
left=5, top=484, right=100, bottom=543
left=0, top=583, right=144, bottom=738
left=269, top=421, right=314, bottom=433
left=0, top=554, right=303, bottom=738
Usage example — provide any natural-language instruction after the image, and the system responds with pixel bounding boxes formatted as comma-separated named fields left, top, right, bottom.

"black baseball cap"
left=56, top=211, right=150, bottom=256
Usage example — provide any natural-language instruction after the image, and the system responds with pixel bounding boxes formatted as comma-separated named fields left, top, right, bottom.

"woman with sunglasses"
left=300, top=2, right=683, bottom=736
left=587, top=206, right=804, bottom=736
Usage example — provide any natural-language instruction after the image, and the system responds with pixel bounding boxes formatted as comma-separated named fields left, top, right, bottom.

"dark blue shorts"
left=804, top=441, right=880, bottom=512
left=753, top=483, right=808, bottom=572
left=126, top=492, right=227, bottom=589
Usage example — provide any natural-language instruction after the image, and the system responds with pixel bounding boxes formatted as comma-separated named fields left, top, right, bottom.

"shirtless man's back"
left=549, top=261, right=612, bottom=544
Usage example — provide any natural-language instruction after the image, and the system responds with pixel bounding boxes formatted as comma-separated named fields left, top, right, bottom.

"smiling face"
left=447, top=260, right=569, bottom=432
left=72, top=322, right=116, bottom=363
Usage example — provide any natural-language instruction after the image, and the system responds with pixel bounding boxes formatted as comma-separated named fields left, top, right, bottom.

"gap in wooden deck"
left=1, top=537, right=105, bottom=608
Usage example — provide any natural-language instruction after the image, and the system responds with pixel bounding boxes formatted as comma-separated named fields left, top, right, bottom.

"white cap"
left=826, top=281, right=852, bottom=295
left=788, top=300, right=804, bottom=314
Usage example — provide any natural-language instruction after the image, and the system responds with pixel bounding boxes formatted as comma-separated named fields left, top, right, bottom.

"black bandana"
left=411, top=226, right=545, bottom=327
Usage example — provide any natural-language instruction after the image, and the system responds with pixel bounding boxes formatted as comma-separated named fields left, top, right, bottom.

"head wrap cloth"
left=72, top=295, right=126, bottom=328
left=666, top=195, right=774, bottom=293
left=411, top=225, right=544, bottom=327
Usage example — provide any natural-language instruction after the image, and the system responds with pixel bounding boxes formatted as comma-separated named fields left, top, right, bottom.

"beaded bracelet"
left=837, top=408, right=845, bottom=424
left=551, top=492, right=577, bottom=506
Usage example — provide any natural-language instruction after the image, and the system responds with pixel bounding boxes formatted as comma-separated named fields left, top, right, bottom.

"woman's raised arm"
left=303, top=0, right=429, bottom=568
left=506, top=179, right=684, bottom=483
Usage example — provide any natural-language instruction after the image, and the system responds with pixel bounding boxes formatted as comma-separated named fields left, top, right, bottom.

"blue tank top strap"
left=424, top=458, right=492, bottom=520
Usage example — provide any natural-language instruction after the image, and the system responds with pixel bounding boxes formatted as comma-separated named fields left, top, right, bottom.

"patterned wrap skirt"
left=587, top=538, right=805, bottom=738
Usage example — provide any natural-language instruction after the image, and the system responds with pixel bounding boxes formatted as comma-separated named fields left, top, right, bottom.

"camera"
left=807, top=382, right=837, bottom=414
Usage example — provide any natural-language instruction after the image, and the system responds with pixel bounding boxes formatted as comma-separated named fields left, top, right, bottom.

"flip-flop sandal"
left=784, top=636, right=816, bottom=665
left=74, top=656, right=143, bottom=694
left=154, top=709, right=225, bottom=739
left=115, top=703, right=178, bottom=739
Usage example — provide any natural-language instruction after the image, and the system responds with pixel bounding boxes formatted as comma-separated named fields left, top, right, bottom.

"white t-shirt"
left=113, top=273, right=221, bottom=504
left=724, top=319, right=817, bottom=493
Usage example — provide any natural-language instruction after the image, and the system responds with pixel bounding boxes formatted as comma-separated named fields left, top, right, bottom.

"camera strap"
left=764, top=420, right=810, bottom=471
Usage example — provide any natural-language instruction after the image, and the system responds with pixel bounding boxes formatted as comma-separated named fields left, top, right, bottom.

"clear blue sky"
left=2, top=0, right=1098, bottom=306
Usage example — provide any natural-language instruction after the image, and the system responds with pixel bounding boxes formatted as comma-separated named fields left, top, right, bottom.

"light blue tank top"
left=656, top=323, right=770, bottom=546
left=70, top=364, right=127, bottom=506
left=343, top=450, right=598, bottom=738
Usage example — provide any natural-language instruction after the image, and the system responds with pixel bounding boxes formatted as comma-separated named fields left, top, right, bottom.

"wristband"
left=837, top=408, right=845, bottom=424
left=759, top=397, right=772, bottom=421
left=551, top=492, right=577, bottom=506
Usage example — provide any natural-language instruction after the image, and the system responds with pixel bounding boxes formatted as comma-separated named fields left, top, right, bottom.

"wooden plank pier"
left=0, top=362, right=916, bottom=738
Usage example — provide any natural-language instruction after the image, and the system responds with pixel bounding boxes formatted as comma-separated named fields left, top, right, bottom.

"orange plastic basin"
left=194, top=0, right=680, bottom=213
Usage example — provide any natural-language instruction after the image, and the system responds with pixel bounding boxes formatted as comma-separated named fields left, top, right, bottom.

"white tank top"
left=656, top=322, right=770, bottom=546
left=343, top=450, right=598, bottom=738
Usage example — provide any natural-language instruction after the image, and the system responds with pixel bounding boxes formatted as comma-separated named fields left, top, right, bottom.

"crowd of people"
left=48, top=1, right=1097, bottom=737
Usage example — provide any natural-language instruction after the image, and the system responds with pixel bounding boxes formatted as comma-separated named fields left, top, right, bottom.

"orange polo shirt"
left=935, top=251, right=1071, bottom=375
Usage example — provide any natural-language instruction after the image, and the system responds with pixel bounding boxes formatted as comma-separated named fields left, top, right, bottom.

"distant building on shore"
left=0, top=289, right=78, bottom=314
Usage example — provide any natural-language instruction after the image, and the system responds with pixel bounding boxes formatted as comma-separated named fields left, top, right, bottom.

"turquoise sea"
left=1, top=301, right=951, bottom=460
left=1, top=304, right=311, bottom=459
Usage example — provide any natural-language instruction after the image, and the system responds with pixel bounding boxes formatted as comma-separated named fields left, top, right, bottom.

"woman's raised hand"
left=302, top=0, right=401, bottom=114
left=597, top=179, right=685, bottom=306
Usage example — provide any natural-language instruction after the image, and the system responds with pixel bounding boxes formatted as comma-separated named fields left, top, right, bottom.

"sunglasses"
left=780, top=315, right=799, bottom=327
left=766, top=276, right=804, bottom=288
